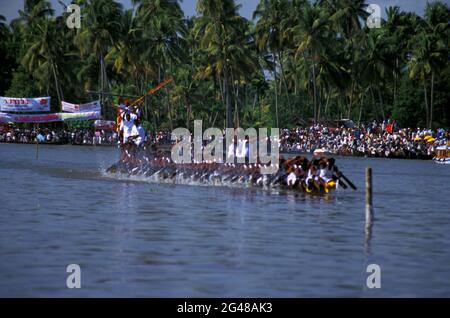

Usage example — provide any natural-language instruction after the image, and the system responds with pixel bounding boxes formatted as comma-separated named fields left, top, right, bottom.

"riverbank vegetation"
left=0, top=0, right=449, bottom=129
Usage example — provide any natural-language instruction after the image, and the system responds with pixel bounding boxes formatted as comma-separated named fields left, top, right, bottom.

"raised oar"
left=105, top=78, right=174, bottom=110
left=130, top=78, right=173, bottom=108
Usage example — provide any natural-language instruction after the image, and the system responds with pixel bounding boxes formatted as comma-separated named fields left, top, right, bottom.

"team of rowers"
left=282, top=155, right=342, bottom=193
left=113, top=96, right=351, bottom=193
left=109, top=143, right=348, bottom=193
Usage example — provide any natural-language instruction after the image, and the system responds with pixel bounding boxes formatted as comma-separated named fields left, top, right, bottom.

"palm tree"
left=323, top=0, right=369, bottom=39
left=12, top=1, right=71, bottom=106
left=384, top=7, right=419, bottom=106
left=134, top=0, right=186, bottom=75
left=10, top=0, right=54, bottom=68
left=288, top=1, right=332, bottom=123
left=315, top=42, right=350, bottom=120
left=321, top=0, right=369, bottom=120
left=194, top=0, right=257, bottom=128
left=0, top=15, right=8, bottom=38
left=74, top=0, right=123, bottom=115
left=408, top=1, right=449, bottom=128
left=106, top=9, right=140, bottom=80
left=21, top=17, right=66, bottom=104
left=253, top=0, right=292, bottom=127
left=12, top=0, right=54, bottom=28
left=356, top=27, right=397, bottom=120
left=384, top=6, right=403, bottom=104
left=132, top=0, right=187, bottom=129
left=0, top=15, right=16, bottom=95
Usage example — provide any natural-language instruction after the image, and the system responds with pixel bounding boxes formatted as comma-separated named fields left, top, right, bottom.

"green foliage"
left=0, top=15, right=17, bottom=94
left=1, top=0, right=449, bottom=129
left=5, top=70, right=39, bottom=97
left=66, top=120, right=95, bottom=129
left=391, top=76, right=425, bottom=128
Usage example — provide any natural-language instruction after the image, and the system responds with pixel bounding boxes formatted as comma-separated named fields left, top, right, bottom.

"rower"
left=305, top=159, right=320, bottom=191
left=236, top=138, right=248, bottom=162
left=286, top=166, right=297, bottom=187
left=134, top=118, right=146, bottom=147
left=319, top=158, right=333, bottom=183
left=227, top=139, right=235, bottom=162
left=318, top=157, right=342, bottom=192
left=133, top=104, right=142, bottom=120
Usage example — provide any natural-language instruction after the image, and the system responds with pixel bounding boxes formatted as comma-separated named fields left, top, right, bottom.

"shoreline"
left=282, top=150, right=434, bottom=161
left=0, top=141, right=435, bottom=161
left=0, top=141, right=116, bottom=147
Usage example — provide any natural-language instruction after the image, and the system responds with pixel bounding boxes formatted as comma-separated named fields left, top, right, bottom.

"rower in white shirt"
left=134, top=119, right=146, bottom=147
left=236, top=138, right=247, bottom=160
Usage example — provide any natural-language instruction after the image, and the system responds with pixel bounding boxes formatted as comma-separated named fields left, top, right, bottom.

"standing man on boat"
left=117, top=97, right=125, bottom=144
left=120, top=113, right=136, bottom=144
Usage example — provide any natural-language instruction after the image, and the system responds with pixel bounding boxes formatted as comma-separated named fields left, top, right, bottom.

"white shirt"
left=287, top=172, right=297, bottom=186
left=137, top=125, right=145, bottom=139
left=236, top=140, right=247, bottom=158
left=130, top=124, right=139, bottom=137
left=134, top=125, right=145, bottom=146
left=319, top=167, right=333, bottom=181
left=227, top=143, right=235, bottom=159
left=122, top=120, right=135, bottom=139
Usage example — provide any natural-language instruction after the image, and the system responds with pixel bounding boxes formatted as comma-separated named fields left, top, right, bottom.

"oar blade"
left=342, top=174, right=357, bottom=190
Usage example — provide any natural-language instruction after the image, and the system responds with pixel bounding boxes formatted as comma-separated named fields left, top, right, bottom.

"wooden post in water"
left=364, top=167, right=374, bottom=254
left=35, top=124, right=39, bottom=160
left=365, top=167, right=374, bottom=228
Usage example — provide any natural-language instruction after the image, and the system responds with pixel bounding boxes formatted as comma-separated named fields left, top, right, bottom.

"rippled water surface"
left=1, top=143, right=450, bottom=297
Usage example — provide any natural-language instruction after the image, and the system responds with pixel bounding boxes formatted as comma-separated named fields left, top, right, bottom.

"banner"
left=62, top=100, right=101, bottom=113
left=0, top=111, right=101, bottom=123
left=0, top=97, right=51, bottom=112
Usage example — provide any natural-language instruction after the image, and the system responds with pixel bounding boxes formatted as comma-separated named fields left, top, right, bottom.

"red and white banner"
left=0, top=97, right=51, bottom=112
left=62, top=100, right=101, bottom=113
left=0, top=111, right=101, bottom=123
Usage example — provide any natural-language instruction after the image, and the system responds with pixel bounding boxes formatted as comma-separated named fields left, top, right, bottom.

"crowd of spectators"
left=0, top=126, right=118, bottom=145
left=1, top=120, right=449, bottom=159
left=280, top=120, right=449, bottom=159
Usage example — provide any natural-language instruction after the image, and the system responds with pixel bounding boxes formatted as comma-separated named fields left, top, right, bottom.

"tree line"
left=0, top=0, right=449, bottom=130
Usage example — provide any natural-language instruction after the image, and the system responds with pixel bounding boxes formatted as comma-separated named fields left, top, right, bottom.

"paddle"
left=341, top=174, right=357, bottom=190
left=336, top=177, right=348, bottom=189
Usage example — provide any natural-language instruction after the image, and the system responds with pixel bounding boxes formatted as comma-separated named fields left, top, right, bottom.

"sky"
left=0, top=0, right=441, bottom=23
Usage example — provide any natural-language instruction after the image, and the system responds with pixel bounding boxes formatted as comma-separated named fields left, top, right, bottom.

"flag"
left=386, top=123, right=394, bottom=134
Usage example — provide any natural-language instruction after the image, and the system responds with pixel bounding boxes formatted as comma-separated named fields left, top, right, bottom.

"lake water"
left=1, top=143, right=449, bottom=297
